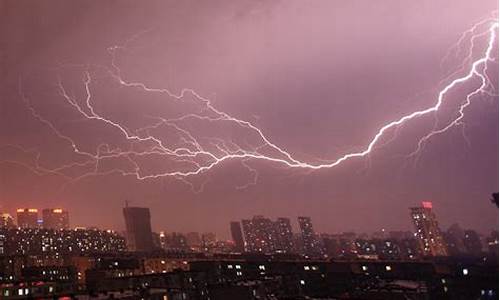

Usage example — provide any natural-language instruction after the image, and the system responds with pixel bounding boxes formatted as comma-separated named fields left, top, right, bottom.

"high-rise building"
left=16, top=208, right=39, bottom=228
left=163, top=232, right=188, bottom=251
left=298, top=216, right=322, bottom=256
left=230, top=221, right=245, bottom=252
left=42, top=208, right=70, bottom=230
left=185, top=232, right=202, bottom=249
left=201, top=232, right=217, bottom=250
left=409, top=201, right=448, bottom=257
left=122, top=206, right=154, bottom=252
left=274, top=217, right=294, bottom=253
left=241, top=216, right=276, bottom=253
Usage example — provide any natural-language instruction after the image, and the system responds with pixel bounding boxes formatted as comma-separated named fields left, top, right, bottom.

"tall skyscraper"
left=16, top=208, right=39, bottom=228
left=298, top=216, right=322, bottom=256
left=274, top=217, right=294, bottom=253
left=230, top=221, right=245, bottom=252
left=122, top=206, right=154, bottom=252
left=42, top=208, right=70, bottom=230
left=409, top=201, right=448, bottom=257
left=241, top=216, right=276, bottom=253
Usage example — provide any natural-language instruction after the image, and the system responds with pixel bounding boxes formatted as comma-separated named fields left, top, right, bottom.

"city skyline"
left=1, top=0, right=498, bottom=241
left=0, top=1, right=498, bottom=298
left=0, top=202, right=495, bottom=260
left=1, top=201, right=496, bottom=242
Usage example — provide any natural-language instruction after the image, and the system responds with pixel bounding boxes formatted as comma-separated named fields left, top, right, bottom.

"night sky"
left=1, top=0, right=498, bottom=238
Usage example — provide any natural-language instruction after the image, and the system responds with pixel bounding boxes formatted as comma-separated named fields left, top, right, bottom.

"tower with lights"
left=410, top=201, right=448, bottom=257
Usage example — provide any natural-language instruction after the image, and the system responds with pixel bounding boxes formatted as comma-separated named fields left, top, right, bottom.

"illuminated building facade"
left=410, top=202, right=448, bottom=257
left=274, top=217, right=294, bottom=254
left=241, top=216, right=276, bottom=253
left=0, top=227, right=126, bottom=256
left=16, top=209, right=39, bottom=229
left=42, top=208, right=69, bottom=230
left=298, top=216, right=322, bottom=257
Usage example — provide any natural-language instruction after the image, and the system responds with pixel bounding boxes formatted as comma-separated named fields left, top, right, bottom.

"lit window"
left=462, top=268, right=468, bottom=275
left=227, top=265, right=233, bottom=269
left=304, top=266, right=310, bottom=271
left=385, top=265, right=392, bottom=271
left=362, top=265, right=368, bottom=271
left=235, top=265, right=241, bottom=269
left=300, top=280, right=305, bottom=285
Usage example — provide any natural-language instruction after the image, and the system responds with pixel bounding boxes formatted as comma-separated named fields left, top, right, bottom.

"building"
left=0, top=227, right=126, bottom=256
left=163, top=232, right=188, bottom=251
left=274, top=218, right=294, bottom=254
left=230, top=222, right=245, bottom=253
left=16, top=209, right=39, bottom=228
left=298, top=216, right=322, bottom=257
left=42, top=208, right=69, bottom=230
left=409, top=202, right=448, bottom=257
left=201, top=232, right=217, bottom=251
left=122, top=206, right=154, bottom=252
left=241, top=216, right=276, bottom=253
left=185, top=232, right=202, bottom=249
left=0, top=214, right=14, bottom=229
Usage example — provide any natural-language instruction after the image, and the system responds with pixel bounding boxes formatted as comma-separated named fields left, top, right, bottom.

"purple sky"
left=1, top=0, right=498, bottom=238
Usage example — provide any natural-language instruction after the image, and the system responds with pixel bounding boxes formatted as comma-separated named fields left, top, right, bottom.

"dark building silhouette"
left=230, top=221, right=245, bottom=252
left=163, top=232, right=188, bottom=251
left=185, top=232, right=202, bottom=249
left=42, top=208, right=69, bottom=230
left=122, top=206, right=154, bottom=252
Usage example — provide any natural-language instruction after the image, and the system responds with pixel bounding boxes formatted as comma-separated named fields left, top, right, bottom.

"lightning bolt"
left=7, top=17, right=499, bottom=190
